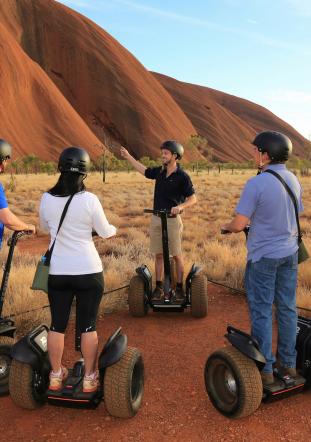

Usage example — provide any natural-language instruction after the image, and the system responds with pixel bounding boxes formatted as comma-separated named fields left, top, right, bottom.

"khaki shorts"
left=149, top=215, right=183, bottom=256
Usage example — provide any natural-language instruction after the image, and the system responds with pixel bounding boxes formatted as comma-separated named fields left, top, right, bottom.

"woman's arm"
left=92, top=197, right=117, bottom=239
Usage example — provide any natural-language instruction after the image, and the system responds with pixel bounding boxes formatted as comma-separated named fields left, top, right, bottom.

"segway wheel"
left=0, top=336, right=15, bottom=396
left=128, top=275, right=148, bottom=317
left=9, top=359, right=47, bottom=409
left=104, top=347, right=144, bottom=418
left=204, top=346, right=263, bottom=419
left=190, top=273, right=208, bottom=318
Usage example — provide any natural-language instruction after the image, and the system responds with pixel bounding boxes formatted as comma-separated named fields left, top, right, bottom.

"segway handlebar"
left=221, top=228, right=231, bottom=235
left=7, top=230, right=33, bottom=246
left=1, top=231, right=34, bottom=315
left=220, top=225, right=250, bottom=238
left=144, top=208, right=183, bottom=216
left=144, top=209, right=171, bottom=215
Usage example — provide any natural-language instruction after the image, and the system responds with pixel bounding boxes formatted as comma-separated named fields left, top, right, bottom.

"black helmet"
left=58, top=147, right=90, bottom=174
left=160, top=140, right=184, bottom=160
left=252, top=131, right=292, bottom=162
left=0, top=139, right=12, bottom=162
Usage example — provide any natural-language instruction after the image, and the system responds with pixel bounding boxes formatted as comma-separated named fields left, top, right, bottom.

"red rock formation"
left=0, top=21, right=102, bottom=160
left=0, top=0, right=308, bottom=162
left=154, top=73, right=308, bottom=162
left=0, top=0, right=197, bottom=161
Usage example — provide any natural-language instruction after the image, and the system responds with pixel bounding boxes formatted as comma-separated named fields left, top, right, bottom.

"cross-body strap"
left=45, top=193, right=75, bottom=264
left=265, top=169, right=301, bottom=243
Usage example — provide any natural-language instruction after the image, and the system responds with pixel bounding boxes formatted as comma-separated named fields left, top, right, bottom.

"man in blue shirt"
left=222, top=131, right=302, bottom=385
left=0, top=139, right=35, bottom=247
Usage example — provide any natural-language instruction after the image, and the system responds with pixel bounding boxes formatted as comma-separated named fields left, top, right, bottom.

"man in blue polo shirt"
left=222, top=131, right=302, bottom=386
left=0, top=139, right=36, bottom=247
left=120, top=140, right=196, bottom=301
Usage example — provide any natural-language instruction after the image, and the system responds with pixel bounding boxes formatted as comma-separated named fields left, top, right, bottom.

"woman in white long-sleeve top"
left=39, top=147, right=116, bottom=393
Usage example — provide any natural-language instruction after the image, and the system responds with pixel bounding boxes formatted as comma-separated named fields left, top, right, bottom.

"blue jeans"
left=244, top=253, right=298, bottom=373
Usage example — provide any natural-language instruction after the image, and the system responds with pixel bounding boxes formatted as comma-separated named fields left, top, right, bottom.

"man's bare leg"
left=152, top=253, right=164, bottom=300
left=174, top=254, right=185, bottom=299
left=155, top=253, right=164, bottom=281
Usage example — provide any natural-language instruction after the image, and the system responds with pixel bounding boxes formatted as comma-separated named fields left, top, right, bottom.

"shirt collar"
left=161, top=163, right=180, bottom=175
left=263, top=163, right=287, bottom=171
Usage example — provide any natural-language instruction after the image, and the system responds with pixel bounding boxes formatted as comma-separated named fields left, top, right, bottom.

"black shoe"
left=174, top=286, right=185, bottom=302
left=261, top=372, right=275, bottom=386
left=152, top=286, right=164, bottom=301
left=274, top=359, right=297, bottom=378
left=277, top=367, right=297, bottom=378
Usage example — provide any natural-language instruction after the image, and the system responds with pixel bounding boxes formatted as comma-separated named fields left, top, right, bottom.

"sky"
left=56, top=0, right=311, bottom=139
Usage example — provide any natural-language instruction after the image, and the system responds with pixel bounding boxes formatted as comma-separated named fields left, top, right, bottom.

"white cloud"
left=113, top=0, right=222, bottom=28
left=268, top=90, right=311, bottom=104
left=285, top=0, right=311, bottom=17
left=247, top=19, right=258, bottom=24
left=280, top=111, right=311, bottom=139
left=260, top=89, right=311, bottom=138
left=56, top=1, right=311, bottom=56
left=113, top=0, right=311, bottom=55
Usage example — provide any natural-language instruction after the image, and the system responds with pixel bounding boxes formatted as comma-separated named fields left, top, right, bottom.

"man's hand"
left=120, top=146, right=131, bottom=160
left=220, top=224, right=232, bottom=234
left=171, top=206, right=182, bottom=215
left=220, top=214, right=250, bottom=234
left=119, top=146, right=146, bottom=175
left=170, top=194, right=196, bottom=215
left=25, top=224, right=36, bottom=234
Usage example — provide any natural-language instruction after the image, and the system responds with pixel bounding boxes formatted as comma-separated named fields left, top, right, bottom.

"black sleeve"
left=145, top=167, right=161, bottom=180
left=182, top=173, right=195, bottom=198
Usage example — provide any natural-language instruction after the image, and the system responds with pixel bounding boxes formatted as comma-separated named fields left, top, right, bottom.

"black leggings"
left=48, top=272, right=104, bottom=334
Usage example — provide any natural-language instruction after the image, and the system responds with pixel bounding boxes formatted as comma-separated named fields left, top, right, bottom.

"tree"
left=184, top=135, right=214, bottom=162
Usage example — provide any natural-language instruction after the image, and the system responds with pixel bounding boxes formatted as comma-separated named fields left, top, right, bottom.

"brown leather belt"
left=154, top=213, right=177, bottom=218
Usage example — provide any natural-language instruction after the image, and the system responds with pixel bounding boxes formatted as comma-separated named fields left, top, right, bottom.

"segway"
left=0, top=231, right=30, bottom=396
left=204, top=319, right=310, bottom=419
left=9, top=315, right=144, bottom=417
left=204, top=229, right=310, bottom=418
left=128, top=209, right=207, bottom=317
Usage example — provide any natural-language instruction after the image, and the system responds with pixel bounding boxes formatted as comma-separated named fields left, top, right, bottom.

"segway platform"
left=263, top=374, right=306, bottom=402
left=128, top=210, right=208, bottom=318
left=9, top=326, right=145, bottom=417
left=205, top=324, right=310, bottom=419
left=152, top=300, right=185, bottom=313
left=47, top=367, right=101, bottom=409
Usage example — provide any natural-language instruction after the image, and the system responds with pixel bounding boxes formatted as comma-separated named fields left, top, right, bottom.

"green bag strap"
left=44, top=193, right=75, bottom=265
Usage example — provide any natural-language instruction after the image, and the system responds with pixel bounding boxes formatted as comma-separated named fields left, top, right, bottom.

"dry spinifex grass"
left=0, top=168, right=310, bottom=330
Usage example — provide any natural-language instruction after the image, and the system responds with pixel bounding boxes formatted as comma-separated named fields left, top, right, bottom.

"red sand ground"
left=1, top=284, right=310, bottom=442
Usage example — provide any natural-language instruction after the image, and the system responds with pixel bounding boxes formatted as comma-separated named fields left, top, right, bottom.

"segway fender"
left=135, top=265, right=152, bottom=295
left=185, top=264, right=203, bottom=294
left=10, top=336, right=41, bottom=368
left=226, top=326, right=266, bottom=370
left=0, top=323, right=16, bottom=338
left=10, top=324, right=48, bottom=369
left=186, top=264, right=202, bottom=281
left=98, top=333, right=128, bottom=369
